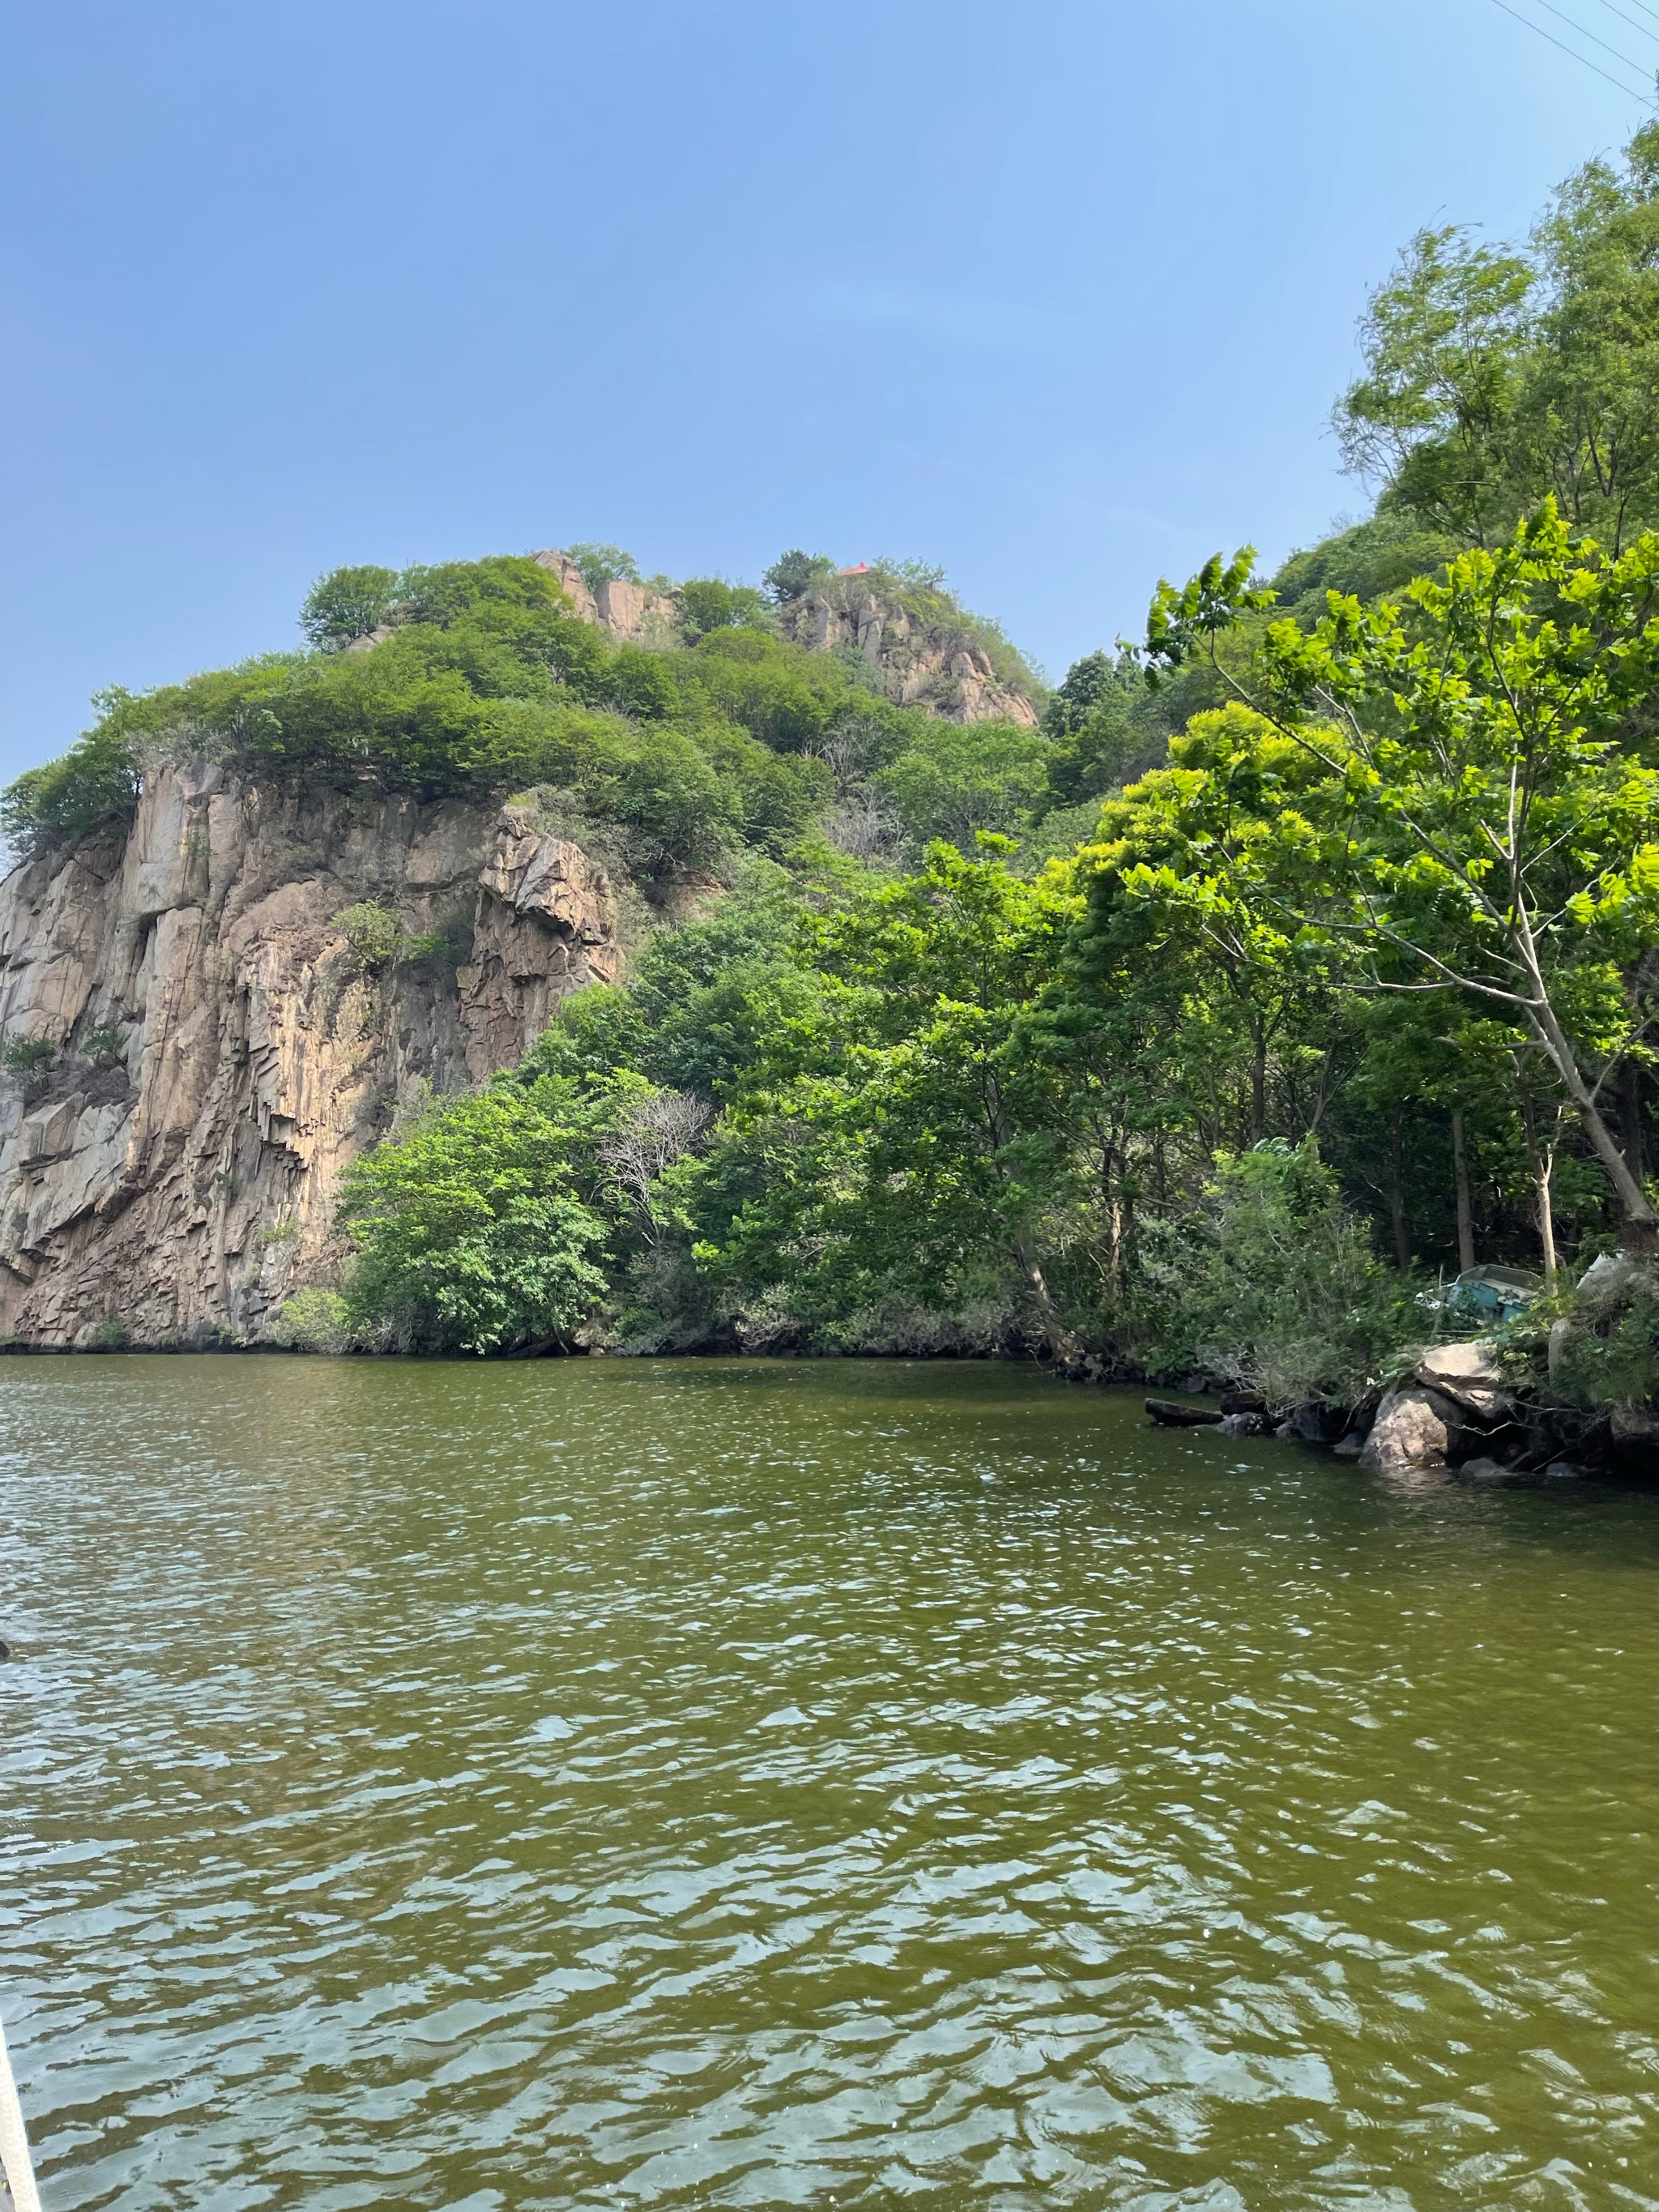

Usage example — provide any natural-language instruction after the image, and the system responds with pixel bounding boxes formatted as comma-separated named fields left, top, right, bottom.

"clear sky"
left=2, top=1, right=1650, bottom=780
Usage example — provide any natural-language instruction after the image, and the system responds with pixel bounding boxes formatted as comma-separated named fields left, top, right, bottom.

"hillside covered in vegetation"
left=11, top=122, right=1659, bottom=1459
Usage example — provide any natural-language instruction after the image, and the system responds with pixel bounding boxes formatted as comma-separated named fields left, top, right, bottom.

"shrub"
left=270, top=1287, right=353, bottom=1353
left=1559, top=1284, right=1659, bottom=1417
left=1504, top=1260, right=1659, bottom=1424
left=876, top=718, right=1051, bottom=849
left=2, top=1035, right=57, bottom=1089
left=679, top=578, right=771, bottom=640
left=1138, top=1141, right=1414, bottom=1409
left=78, top=1023, right=127, bottom=1068
left=588, top=727, right=744, bottom=877
left=401, top=903, right=476, bottom=970
left=332, top=901, right=404, bottom=971
left=339, top=1077, right=612, bottom=1353
left=601, top=643, right=683, bottom=722
left=685, top=629, right=866, bottom=752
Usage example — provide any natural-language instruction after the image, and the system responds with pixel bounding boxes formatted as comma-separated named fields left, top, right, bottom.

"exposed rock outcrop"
left=0, top=767, right=621, bottom=1347
left=778, top=577, right=1040, bottom=727
left=530, top=551, right=1040, bottom=727
left=1359, top=1385, right=1466, bottom=1472
left=531, top=553, right=681, bottom=644
left=1414, top=1340, right=1512, bottom=1421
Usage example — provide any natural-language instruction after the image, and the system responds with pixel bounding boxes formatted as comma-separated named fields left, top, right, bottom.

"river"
left=1, top=1355, right=1655, bottom=2209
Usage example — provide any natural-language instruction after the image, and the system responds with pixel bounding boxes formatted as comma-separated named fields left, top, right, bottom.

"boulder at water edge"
left=1414, top=1341, right=1512, bottom=1423
left=1359, top=1386, right=1466, bottom=1472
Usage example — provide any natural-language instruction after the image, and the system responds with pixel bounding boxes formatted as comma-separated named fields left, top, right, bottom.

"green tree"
left=1337, top=124, right=1659, bottom=555
left=339, top=1076, right=612, bottom=1353
left=876, top=718, right=1051, bottom=849
left=300, top=565, right=403, bottom=650
left=564, top=543, right=642, bottom=592
left=1336, top=224, right=1534, bottom=544
left=1077, top=705, right=1349, bottom=1145
left=1147, top=505, right=1659, bottom=1247
left=1521, top=124, right=1659, bottom=550
left=679, top=577, right=771, bottom=639
left=693, top=842, right=1076, bottom=1344
left=762, top=550, right=833, bottom=603
left=1042, top=649, right=1165, bottom=804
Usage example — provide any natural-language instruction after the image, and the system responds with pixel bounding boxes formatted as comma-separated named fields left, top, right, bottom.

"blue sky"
left=1, top=1, right=1649, bottom=779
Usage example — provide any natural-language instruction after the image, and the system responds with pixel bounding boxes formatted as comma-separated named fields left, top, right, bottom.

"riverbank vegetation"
left=15, top=125, right=1659, bottom=1446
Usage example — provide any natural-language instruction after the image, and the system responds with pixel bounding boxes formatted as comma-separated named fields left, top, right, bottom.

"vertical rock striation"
left=0, top=767, right=621, bottom=1347
left=531, top=551, right=1040, bottom=725
left=778, top=579, right=1040, bottom=726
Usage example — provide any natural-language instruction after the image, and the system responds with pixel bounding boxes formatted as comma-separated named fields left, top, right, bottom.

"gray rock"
left=1610, top=1403, right=1659, bottom=1448
left=1332, top=1432, right=1366, bottom=1458
left=1458, top=1456, right=1525, bottom=1484
left=1576, top=1251, right=1632, bottom=1296
left=0, top=770, right=624, bottom=1347
left=1275, top=1404, right=1347, bottom=1445
left=1359, top=1385, right=1462, bottom=1472
left=1414, top=1339, right=1512, bottom=1421
left=1218, top=1411, right=1269, bottom=1437
left=1543, top=1459, right=1589, bottom=1480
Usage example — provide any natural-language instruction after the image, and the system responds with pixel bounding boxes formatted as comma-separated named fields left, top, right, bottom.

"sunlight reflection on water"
left=1, top=1355, right=1656, bottom=2210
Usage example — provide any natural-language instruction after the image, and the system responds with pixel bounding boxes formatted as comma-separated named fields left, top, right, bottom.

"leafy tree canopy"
left=563, top=543, right=642, bottom=592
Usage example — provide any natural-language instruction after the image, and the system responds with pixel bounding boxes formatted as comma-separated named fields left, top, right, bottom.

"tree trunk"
left=1534, top=1160, right=1559, bottom=1293
left=1106, top=1197, right=1124, bottom=1290
left=1249, top=1026, right=1267, bottom=1145
left=1619, top=1058, right=1645, bottom=1186
left=1452, top=1109, right=1476, bottom=1276
left=1521, top=1098, right=1559, bottom=1292
left=1526, top=998, right=1659, bottom=1249
left=1014, top=1229, right=1078, bottom=1359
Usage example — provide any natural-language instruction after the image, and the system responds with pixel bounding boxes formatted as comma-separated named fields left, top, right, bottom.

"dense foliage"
left=296, top=124, right=1659, bottom=1430
left=15, top=121, right=1659, bottom=1431
left=2, top=549, right=1058, bottom=877
left=1337, top=122, right=1659, bottom=555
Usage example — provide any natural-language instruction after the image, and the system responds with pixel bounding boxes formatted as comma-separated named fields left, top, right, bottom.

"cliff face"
left=531, top=553, right=682, bottom=645
left=0, top=551, right=1041, bottom=1349
left=0, top=765, right=620, bottom=1347
left=778, top=578, right=1040, bottom=726
left=532, top=551, right=1039, bottom=725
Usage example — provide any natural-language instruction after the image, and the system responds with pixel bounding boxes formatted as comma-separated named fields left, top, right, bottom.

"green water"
left=1, top=1356, right=1656, bottom=2210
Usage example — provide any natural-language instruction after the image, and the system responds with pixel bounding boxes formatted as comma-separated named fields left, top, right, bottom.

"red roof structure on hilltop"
left=836, top=562, right=870, bottom=577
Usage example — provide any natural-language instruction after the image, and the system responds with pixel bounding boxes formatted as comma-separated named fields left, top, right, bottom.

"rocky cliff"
left=778, top=575, right=1039, bottom=726
left=0, top=549, right=1041, bottom=1350
left=0, top=764, right=621, bottom=1347
left=533, top=552, right=1039, bottom=725
left=531, top=552, right=684, bottom=646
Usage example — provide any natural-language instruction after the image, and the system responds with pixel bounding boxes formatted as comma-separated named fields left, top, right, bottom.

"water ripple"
left=1, top=1356, right=1657, bottom=2208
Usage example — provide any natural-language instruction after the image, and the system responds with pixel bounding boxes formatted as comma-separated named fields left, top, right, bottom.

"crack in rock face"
left=0, top=773, right=622, bottom=1347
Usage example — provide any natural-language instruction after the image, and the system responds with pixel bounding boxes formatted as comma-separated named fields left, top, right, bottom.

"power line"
left=1525, top=0, right=1653, bottom=76
left=1486, top=0, right=1654, bottom=97
left=1585, top=0, right=1659, bottom=48
left=1593, top=0, right=1659, bottom=35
